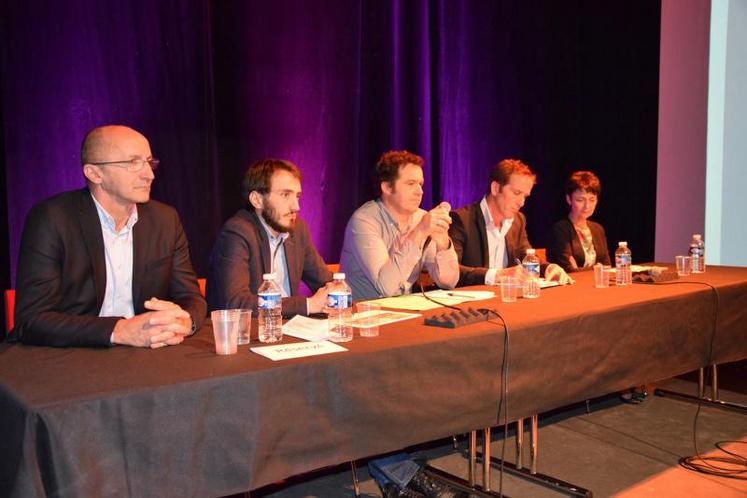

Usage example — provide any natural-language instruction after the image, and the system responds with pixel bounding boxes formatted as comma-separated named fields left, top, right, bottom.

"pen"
left=445, top=292, right=476, bottom=298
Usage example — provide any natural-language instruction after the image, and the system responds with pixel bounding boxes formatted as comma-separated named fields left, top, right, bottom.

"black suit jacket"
left=547, top=218, right=611, bottom=273
left=206, top=208, right=332, bottom=317
left=449, top=202, right=536, bottom=287
left=10, top=188, right=207, bottom=347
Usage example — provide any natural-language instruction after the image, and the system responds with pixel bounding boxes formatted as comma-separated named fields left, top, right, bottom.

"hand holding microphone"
left=423, top=201, right=452, bottom=250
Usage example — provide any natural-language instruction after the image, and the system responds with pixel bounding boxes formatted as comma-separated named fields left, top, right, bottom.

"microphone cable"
left=417, top=233, right=513, bottom=494
left=654, top=280, right=747, bottom=480
left=478, top=306, right=510, bottom=497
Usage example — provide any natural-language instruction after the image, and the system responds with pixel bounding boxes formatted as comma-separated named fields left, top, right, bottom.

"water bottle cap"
left=262, top=273, right=275, bottom=280
left=333, top=272, right=346, bottom=280
left=618, top=241, right=628, bottom=247
left=526, top=248, right=535, bottom=255
left=693, top=234, right=702, bottom=240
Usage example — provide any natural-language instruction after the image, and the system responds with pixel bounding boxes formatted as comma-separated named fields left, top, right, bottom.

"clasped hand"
left=417, top=201, right=453, bottom=250
left=111, top=297, right=193, bottom=349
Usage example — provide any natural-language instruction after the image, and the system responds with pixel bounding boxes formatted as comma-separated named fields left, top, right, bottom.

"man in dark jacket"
left=207, top=159, right=332, bottom=316
left=12, top=125, right=206, bottom=348
left=449, top=159, right=573, bottom=287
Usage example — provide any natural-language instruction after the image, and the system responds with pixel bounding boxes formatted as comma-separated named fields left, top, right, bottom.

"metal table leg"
left=483, top=427, right=491, bottom=492
left=350, top=460, right=360, bottom=497
left=530, top=415, right=538, bottom=475
left=473, top=414, right=593, bottom=498
left=515, top=418, right=524, bottom=470
left=656, top=364, right=747, bottom=413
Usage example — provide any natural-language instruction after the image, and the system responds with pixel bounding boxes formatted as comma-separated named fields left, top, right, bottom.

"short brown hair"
left=241, top=159, right=301, bottom=201
left=488, top=159, right=536, bottom=193
left=565, top=170, right=601, bottom=197
left=376, top=150, right=424, bottom=191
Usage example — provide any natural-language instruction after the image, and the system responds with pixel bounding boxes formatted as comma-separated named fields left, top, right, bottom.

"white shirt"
left=258, top=216, right=291, bottom=297
left=480, top=196, right=514, bottom=285
left=91, top=194, right=138, bottom=319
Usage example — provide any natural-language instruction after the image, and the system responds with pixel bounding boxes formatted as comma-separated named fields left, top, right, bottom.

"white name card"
left=250, top=340, right=348, bottom=361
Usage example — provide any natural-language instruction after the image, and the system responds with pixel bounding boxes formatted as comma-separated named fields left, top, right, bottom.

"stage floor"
left=247, top=364, right=747, bottom=498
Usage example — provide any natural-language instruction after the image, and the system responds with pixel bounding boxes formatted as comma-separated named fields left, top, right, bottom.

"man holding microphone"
left=340, top=150, right=459, bottom=300
left=339, top=150, right=466, bottom=497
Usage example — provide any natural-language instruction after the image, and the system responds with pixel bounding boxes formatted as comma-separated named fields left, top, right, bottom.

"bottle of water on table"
left=522, top=248, right=541, bottom=298
left=615, top=241, right=632, bottom=286
left=689, top=234, right=705, bottom=273
left=327, top=273, right=353, bottom=342
left=258, top=273, right=283, bottom=343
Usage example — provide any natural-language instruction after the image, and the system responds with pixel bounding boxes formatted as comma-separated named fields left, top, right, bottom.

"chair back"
left=5, top=289, right=15, bottom=332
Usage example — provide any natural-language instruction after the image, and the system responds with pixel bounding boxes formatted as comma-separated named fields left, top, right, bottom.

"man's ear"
left=83, top=164, right=103, bottom=185
left=248, top=191, right=264, bottom=210
left=490, top=180, right=501, bottom=196
left=380, top=181, right=392, bottom=196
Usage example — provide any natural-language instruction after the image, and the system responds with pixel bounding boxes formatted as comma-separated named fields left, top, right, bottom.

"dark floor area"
left=240, top=361, right=747, bottom=498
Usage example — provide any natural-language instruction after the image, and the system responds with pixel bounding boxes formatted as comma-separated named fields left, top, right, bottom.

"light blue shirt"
left=91, top=194, right=138, bottom=318
left=340, top=199, right=459, bottom=300
left=258, top=216, right=291, bottom=297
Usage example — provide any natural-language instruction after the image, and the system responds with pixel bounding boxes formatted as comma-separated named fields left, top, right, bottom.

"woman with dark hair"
left=551, top=171, right=647, bottom=404
left=548, top=170, right=611, bottom=272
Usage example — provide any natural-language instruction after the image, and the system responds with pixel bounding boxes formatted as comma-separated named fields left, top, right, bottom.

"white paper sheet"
left=282, top=315, right=330, bottom=341
left=349, top=309, right=421, bottom=327
left=250, top=340, right=347, bottom=361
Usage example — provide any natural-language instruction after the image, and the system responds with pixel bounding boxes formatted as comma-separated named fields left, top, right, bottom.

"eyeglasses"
left=88, top=158, right=160, bottom=172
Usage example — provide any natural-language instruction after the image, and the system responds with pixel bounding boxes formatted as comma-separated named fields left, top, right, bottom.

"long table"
left=2, top=266, right=746, bottom=497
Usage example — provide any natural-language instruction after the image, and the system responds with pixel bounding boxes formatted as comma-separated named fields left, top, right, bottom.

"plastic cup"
left=594, top=264, right=610, bottom=288
left=356, top=302, right=381, bottom=337
left=500, top=276, right=520, bottom=303
left=675, top=255, right=692, bottom=276
left=211, top=309, right=240, bottom=355
left=236, top=309, right=252, bottom=345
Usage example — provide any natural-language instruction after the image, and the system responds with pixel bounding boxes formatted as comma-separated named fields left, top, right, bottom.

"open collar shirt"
left=91, top=194, right=138, bottom=318
left=480, top=196, right=514, bottom=285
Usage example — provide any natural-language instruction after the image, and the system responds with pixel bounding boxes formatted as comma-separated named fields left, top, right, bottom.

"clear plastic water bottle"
left=257, top=273, right=283, bottom=343
left=689, top=234, right=705, bottom=273
left=615, top=242, right=632, bottom=286
left=327, top=272, right=353, bottom=342
left=521, top=248, right=541, bottom=298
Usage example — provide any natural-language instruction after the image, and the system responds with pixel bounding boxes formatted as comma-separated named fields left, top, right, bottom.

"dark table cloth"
left=1, top=265, right=745, bottom=497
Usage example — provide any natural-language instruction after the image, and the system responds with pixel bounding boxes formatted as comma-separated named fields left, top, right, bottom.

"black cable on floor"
left=654, top=280, right=747, bottom=480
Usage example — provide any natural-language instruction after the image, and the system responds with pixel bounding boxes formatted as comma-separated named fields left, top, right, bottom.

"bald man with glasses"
left=10, top=125, right=206, bottom=348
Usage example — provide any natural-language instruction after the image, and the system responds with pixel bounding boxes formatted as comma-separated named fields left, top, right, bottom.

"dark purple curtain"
left=0, top=0, right=218, bottom=286
left=0, top=0, right=661, bottom=300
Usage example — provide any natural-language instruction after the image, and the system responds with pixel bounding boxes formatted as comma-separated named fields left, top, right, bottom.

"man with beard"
left=207, top=159, right=332, bottom=316
left=11, top=125, right=206, bottom=348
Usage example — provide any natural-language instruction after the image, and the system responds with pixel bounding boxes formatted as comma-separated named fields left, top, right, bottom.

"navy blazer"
left=449, top=201, right=537, bottom=287
left=207, top=208, right=332, bottom=317
left=548, top=218, right=611, bottom=273
left=11, top=188, right=207, bottom=347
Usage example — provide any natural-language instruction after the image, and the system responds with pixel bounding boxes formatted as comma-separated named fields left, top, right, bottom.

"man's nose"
left=141, top=164, right=155, bottom=180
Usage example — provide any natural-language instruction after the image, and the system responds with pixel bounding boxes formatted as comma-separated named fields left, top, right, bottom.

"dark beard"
left=261, top=204, right=296, bottom=233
